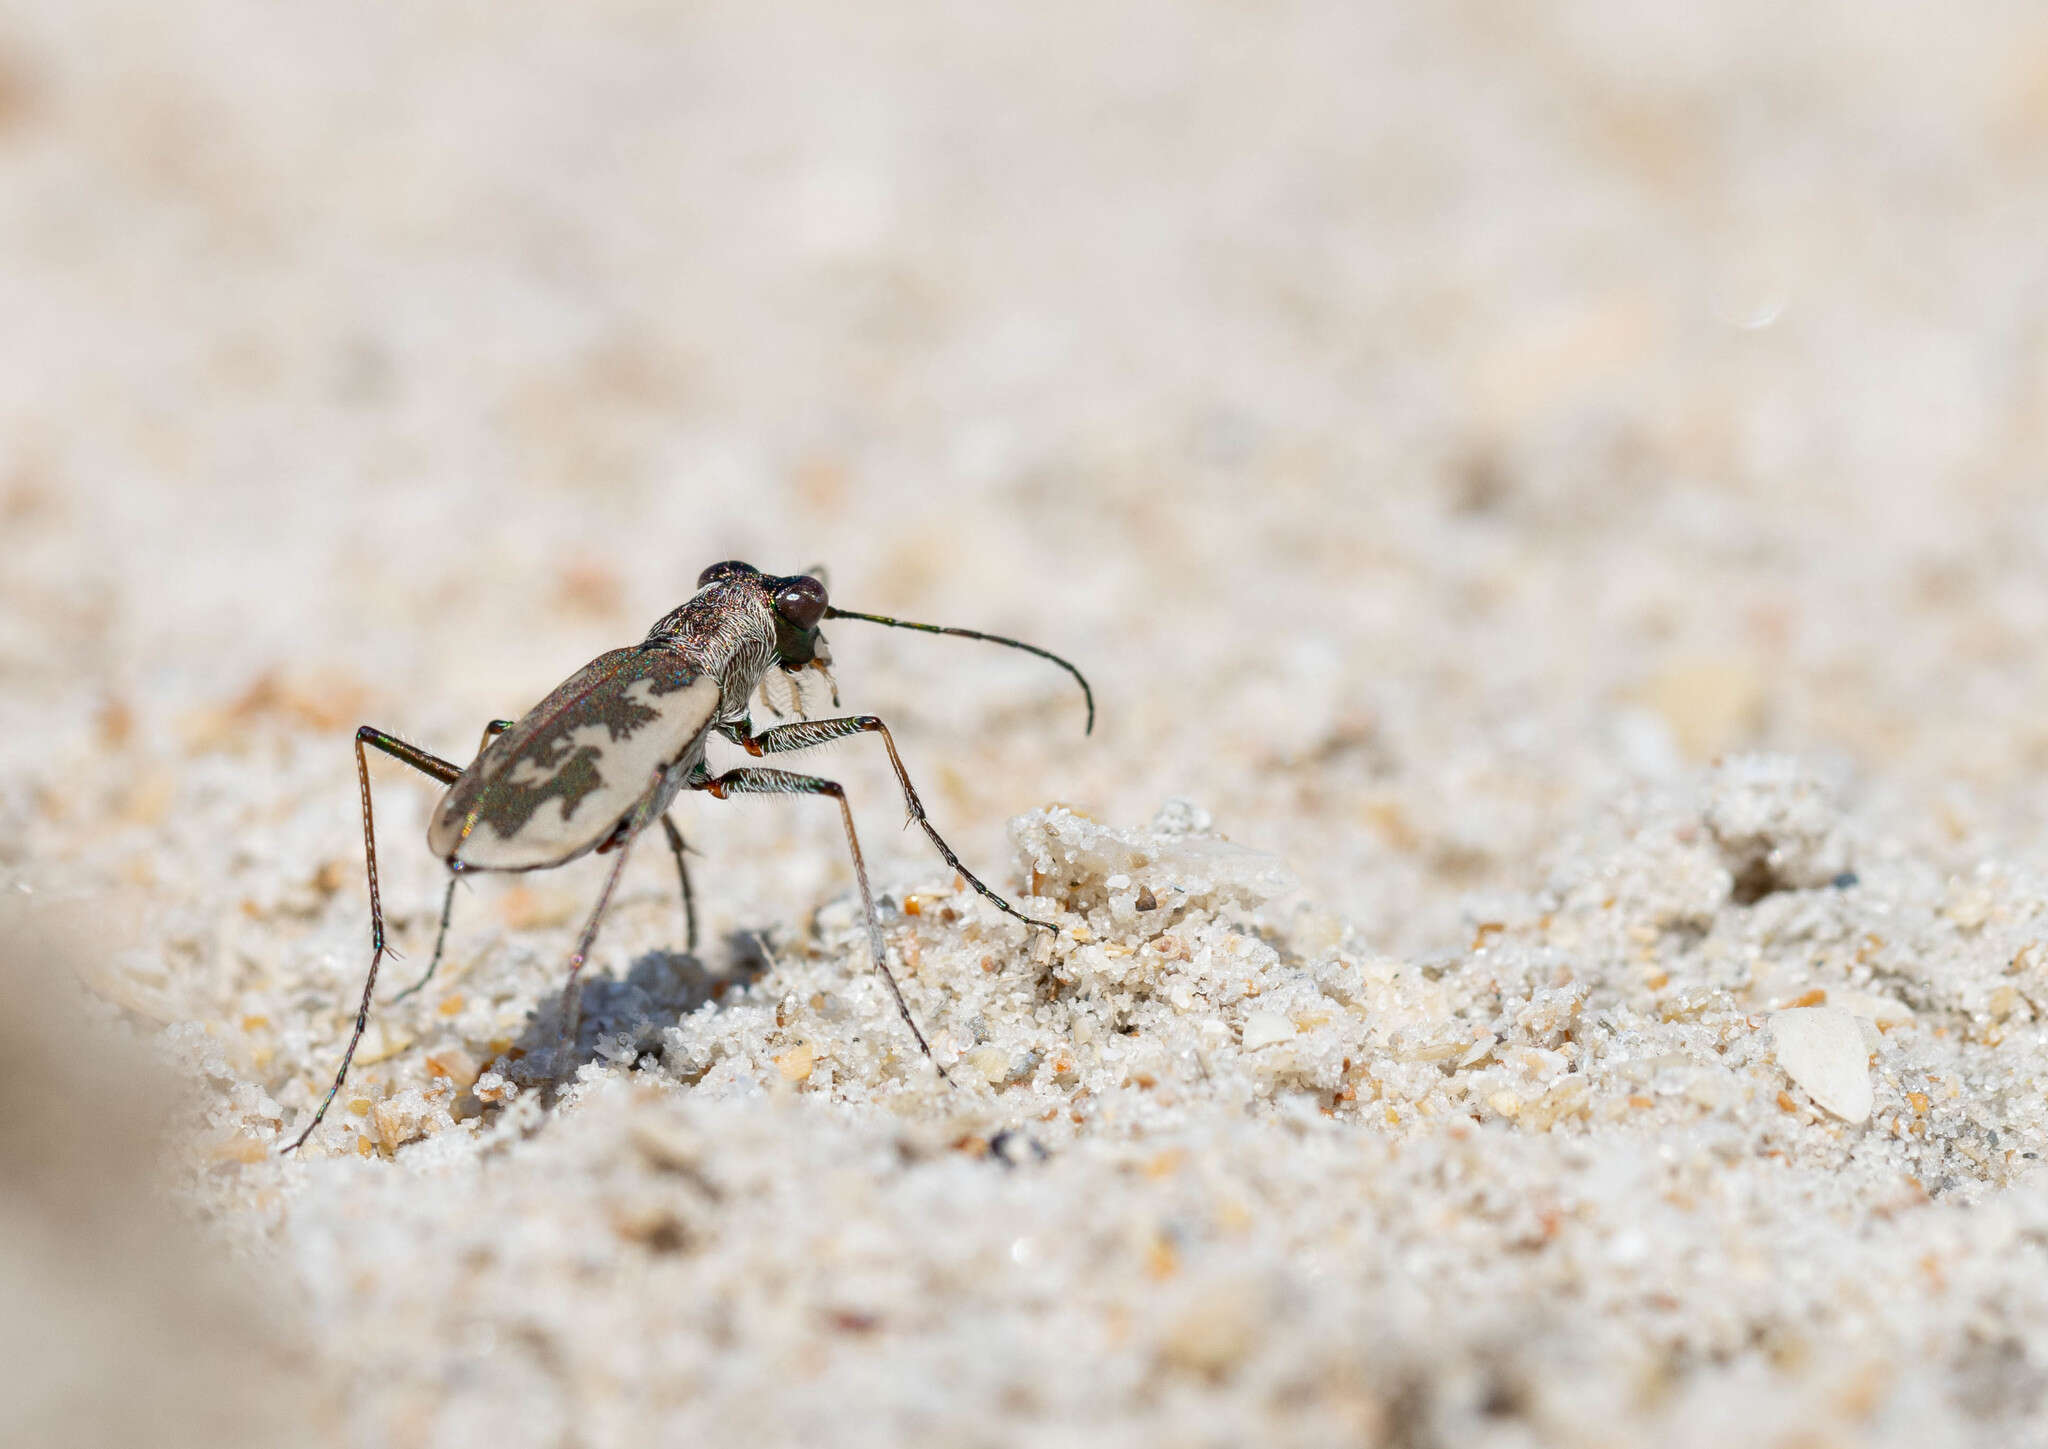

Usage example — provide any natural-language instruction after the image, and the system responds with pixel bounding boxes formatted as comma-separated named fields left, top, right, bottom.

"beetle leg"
left=726, top=714, right=1057, bottom=933
left=473, top=717, right=517, bottom=755
left=696, top=765, right=949, bottom=1083
left=282, top=725, right=467, bottom=1154
left=391, top=868, right=462, bottom=1008
left=811, top=657, right=840, bottom=709
left=392, top=720, right=514, bottom=1004
left=659, top=813, right=698, bottom=953
left=551, top=774, right=670, bottom=1082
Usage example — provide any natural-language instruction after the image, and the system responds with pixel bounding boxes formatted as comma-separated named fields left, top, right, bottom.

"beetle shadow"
left=500, top=932, right=772, bottom=1090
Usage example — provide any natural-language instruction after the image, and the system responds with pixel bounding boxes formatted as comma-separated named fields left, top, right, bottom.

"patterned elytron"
left=429, top=649, right=720, bottom=871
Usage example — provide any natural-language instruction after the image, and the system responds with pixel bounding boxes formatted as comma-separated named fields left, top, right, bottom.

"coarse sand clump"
left=46, top=756, right=2045, bottom=1447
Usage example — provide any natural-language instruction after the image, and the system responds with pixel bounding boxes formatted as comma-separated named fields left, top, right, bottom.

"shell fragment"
left=1770, top=1006, right=1873, bottom=1123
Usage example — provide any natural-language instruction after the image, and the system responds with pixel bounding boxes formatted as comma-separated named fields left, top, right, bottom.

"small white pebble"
left=1241, top=1012, right=1295, bottom=1051
left=372, top=1095, right=429, bottom=1148
left=1825, top=989, right=1915, bottom=1026
left=423, top=1045, right=481, bottom=1090
left=1159, top=1278, right=1260, bottom=1377
left=1770, top=1007, right=1872, bottom=1123
left=967, top=1046, right=1013, bottom=1084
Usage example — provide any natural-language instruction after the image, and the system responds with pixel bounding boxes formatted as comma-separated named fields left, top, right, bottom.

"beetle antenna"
left=824, top=607, right=1095, bottom=734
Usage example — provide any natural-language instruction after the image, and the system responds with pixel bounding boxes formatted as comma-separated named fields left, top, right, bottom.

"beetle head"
left=765, top=569, right=835, bottom=714
left=770, top=573, right=828, bottom=661
left=695, top=560, right=832, bottom=671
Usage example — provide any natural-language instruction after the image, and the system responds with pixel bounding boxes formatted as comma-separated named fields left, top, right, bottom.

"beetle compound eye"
left=698, top=560, right=754, bottom=587
left=776, top=576, right=828, bottom=630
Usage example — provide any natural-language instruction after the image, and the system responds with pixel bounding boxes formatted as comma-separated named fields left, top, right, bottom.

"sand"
left=7, top=3, right=2048, bottom=1445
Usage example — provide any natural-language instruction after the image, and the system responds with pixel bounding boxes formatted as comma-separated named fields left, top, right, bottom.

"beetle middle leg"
left=696, top=764, right=949, bottom=1082
left=659, top=814, right=698, bottom=953
left=547, top=772, right=673, bottom=1082
left=724, top=714, right=1056, bottom=933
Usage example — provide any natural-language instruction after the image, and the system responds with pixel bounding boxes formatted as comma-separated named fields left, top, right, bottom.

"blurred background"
left=7, top=1, right=2048, bottom=948
left=4, top=1, right=2048, bottom=1442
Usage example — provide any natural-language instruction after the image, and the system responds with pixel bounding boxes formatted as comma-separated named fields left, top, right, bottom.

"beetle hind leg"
left=281, top=724, right=467, bottom=1153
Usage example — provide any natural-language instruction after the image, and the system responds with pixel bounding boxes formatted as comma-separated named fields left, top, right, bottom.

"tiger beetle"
left=282, top=561, right=1092, bottom=1152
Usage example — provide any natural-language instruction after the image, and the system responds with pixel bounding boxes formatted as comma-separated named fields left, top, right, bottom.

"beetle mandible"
left=283, top=560, right=1092, bottom=1151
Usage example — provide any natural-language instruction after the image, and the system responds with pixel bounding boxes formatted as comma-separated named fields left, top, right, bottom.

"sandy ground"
left=8, top=3, right=2048, bottom=1445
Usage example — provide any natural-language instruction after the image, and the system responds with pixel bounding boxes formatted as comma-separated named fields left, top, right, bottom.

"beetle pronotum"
left=283, top=561, right=1092, bottom=1152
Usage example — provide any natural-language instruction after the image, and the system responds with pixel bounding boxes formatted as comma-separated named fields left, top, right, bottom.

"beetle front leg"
left=723, top=714, right=1056, bottom=933
left=697, top=765, right=948, bottom=1082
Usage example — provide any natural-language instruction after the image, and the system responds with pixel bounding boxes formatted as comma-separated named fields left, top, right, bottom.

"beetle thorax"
left=646, top=579, right=780, bottom=720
